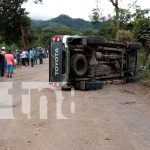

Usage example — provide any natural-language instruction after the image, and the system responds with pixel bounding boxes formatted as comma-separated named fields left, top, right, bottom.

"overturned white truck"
left=49, top=35, right=142, bottom=90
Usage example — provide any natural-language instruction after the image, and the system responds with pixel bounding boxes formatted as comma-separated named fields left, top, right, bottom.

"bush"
left=116, top=29, right=133, bottom=41
left=137, top=51, right=150, bottom=79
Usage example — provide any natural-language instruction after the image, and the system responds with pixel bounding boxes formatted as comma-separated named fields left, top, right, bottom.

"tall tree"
left=119, top=8, right=132, bottom=29
left=130, top=1, right=150, bottom=65
left=89, top=0, right=105, bottom=24
left=129, top=1, right=150, bottom=20
left=133, top=17, right=150, bottom=65
left=109, top=0, right=119, bottom=36
left=90, top=0, right=120, bottom=38
left=97, top=19, right=115, bottom=38
left=0, top=0, right=42, bottom=46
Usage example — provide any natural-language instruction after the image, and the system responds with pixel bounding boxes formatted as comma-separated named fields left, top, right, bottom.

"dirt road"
left=0, top=58, right=150, bottom=150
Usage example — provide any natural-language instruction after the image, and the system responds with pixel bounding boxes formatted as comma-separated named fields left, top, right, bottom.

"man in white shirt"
left=21, top=49, right=27, bottom=66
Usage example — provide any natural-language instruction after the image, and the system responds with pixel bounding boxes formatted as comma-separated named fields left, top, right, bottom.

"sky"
left=23, top=0, right=150, bottom=21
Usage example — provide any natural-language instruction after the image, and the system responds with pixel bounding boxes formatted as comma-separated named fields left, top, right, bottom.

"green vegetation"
left=31, top=14, right=102, bottom=32
left=0, top=0, right=150, bottom=79
left=91, top=0, right=150, bottom=79
left=116, top=30, right=133, bottom=41
left=137, top=52, right=150, bottom=79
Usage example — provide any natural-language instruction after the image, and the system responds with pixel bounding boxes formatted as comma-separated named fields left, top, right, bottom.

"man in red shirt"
left=5, top=50, right=14, bottom=78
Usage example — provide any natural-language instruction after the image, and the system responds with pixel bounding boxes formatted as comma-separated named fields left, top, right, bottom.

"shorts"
left=7, top=65, right=13, bottom=73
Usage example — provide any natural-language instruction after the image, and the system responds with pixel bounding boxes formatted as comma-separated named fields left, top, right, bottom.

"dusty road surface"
left=0, top=58, right=150, bottom=150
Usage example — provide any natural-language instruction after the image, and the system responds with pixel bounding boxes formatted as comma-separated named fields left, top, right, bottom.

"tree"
left=109, top=0, right=120, bottom=36
left=129, top=1, right=150, bottom=20
left=97, top=19, right=115, bottom=38
left=90, top=0, right=142, bottom=38
left=0, top=0, right=29, bottom=46
left=130, top=1, right=150, bottom=66
left=90, top=0, right=120, bottom=38
left=0, top=0, right=42, bottom=46
left=133, top=17, right=150, bottom=65
left=119, top=8, right=132, bottom=29
left=89, top=0, right=103, bottom=24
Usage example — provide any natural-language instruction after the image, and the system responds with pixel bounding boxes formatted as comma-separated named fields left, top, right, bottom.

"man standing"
left=5, top=50, right=14, bottom=78
left=29, top=48, right=34, bottom=67
left=33, top=48, right=37, bottom=65
left=0, top=47, right=6, bottom=77
left=21, top=49, right=27, bottom=66
left=0, top=50, right=5, bottom=77
left=15, top=50, right=20, bottom=65
left=25, top=49, right=29, bottom=66
left=39, top=49, right=43, bottom=64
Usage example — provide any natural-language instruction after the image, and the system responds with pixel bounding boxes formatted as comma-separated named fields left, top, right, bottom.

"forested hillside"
left=31, top=14, right=102, bottom=31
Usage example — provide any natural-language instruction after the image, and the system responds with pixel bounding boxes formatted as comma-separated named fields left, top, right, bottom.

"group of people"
left=19, top=48, right=45, bottom=67
left=0, top=47, right=47, bottom=78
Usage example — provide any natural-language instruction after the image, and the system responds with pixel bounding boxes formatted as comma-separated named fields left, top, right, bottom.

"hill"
left=31, top=14, right=102, bottom=31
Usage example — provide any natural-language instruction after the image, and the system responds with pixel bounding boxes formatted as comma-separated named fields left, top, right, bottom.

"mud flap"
left=125, top=76, right=139, bottom=83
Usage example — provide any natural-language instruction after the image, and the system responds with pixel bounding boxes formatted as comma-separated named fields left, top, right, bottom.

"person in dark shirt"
left=15, top=50, right=20, bottom=65
left=0, top=51, right=5, bottom=77
left=39, top=50, right=43, bottom=64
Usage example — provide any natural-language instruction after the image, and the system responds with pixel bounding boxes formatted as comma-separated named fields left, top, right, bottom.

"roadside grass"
left=137, top=51, right=150, bottom=86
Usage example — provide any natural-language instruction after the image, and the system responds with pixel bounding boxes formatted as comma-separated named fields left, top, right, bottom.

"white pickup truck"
left=49, top=35, right=142, bottom=90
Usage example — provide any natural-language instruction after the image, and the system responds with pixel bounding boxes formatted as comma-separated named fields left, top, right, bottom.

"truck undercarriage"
left=50, top=35, right=142, bottom=90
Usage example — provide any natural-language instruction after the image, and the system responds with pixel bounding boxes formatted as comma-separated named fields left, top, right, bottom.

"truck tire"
left=127, top=42, right=142, bottom=50
left=71, top=54, right=88, bottom=76
left=87, top=36, right=106, bottom=44
left=125, top=76, right=139, bottom=83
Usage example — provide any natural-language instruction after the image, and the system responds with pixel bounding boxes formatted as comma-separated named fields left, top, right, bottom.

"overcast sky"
left=23, top=0, right=150, bottom=21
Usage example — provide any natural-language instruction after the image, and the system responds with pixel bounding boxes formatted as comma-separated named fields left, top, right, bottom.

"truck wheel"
left=71, top=54, right=88, bottom=76
left=127, top=43, right=142, bottom=50
left=87, top=36, right=106, bottom=44
left=125, top=76, right=139, bottom=83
